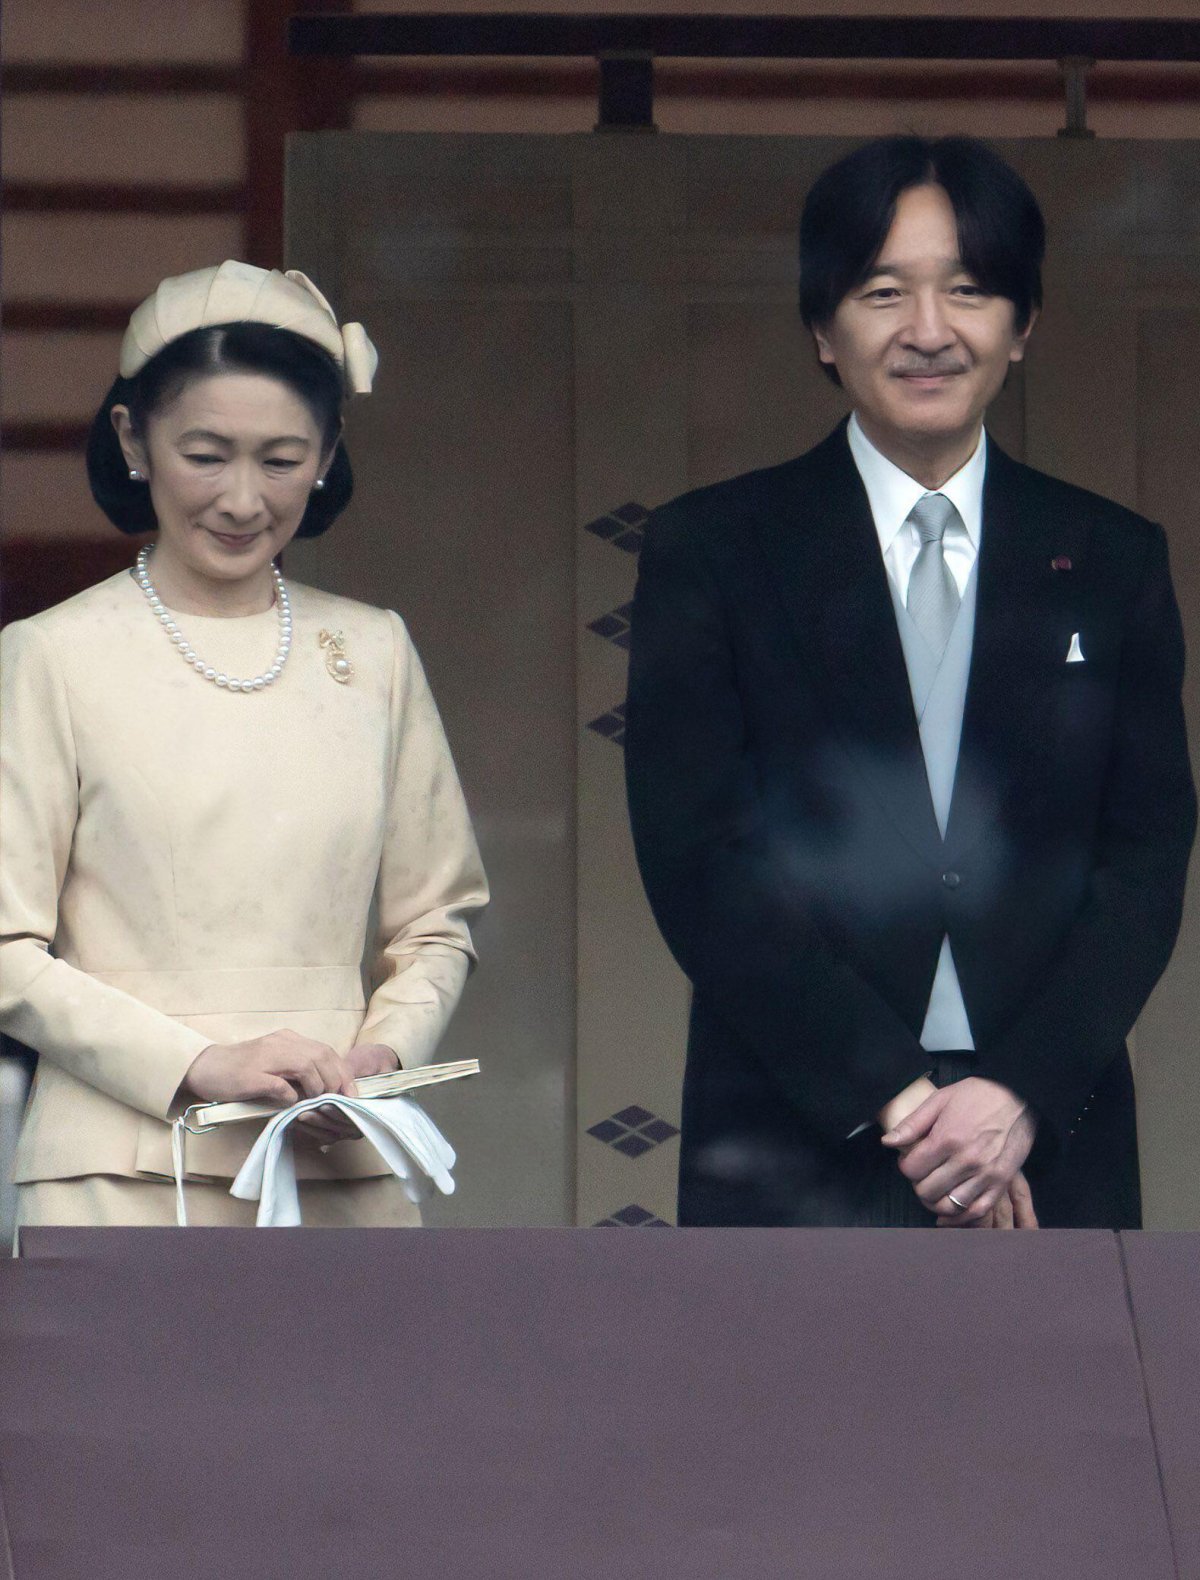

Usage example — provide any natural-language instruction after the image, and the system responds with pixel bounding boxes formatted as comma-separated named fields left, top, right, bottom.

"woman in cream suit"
left=0, top=261, right=489, bottom=1227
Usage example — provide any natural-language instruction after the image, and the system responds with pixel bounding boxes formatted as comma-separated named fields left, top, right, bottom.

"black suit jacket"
left=625, top=423, right=1196, bottom=1228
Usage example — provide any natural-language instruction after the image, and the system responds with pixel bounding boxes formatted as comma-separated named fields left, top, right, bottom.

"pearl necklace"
left=133, top=546, right=292, bottom=692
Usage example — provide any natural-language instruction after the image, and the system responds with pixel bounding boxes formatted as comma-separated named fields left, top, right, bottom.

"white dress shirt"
left=846, top=412, right=984, bottom=603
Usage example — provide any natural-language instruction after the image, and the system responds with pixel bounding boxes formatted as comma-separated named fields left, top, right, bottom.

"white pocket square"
left=1066, top=632, right=1085, bottom=663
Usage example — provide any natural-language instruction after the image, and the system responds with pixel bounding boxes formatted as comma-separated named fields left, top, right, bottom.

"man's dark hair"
left=799, top=135, right=1046, bottom=384
left=86, top=322, right=353, bottom=537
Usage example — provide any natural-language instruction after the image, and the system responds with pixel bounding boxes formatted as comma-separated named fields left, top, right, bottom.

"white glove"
left=229, top=1094, right=457, bottom=1227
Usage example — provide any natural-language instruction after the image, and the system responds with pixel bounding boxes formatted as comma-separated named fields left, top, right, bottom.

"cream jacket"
left=0, top=571, right=488, bottom=1185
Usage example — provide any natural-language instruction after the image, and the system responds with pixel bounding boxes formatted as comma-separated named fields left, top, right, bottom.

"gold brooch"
left=318, top=629, right=353, bottom=684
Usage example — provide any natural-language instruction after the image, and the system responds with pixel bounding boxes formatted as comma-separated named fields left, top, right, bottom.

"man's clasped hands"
left=879, top=1075, right=1039, bottom=1229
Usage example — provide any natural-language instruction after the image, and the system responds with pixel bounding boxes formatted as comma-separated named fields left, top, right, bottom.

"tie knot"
left=908, top=492, right=957, bottom=546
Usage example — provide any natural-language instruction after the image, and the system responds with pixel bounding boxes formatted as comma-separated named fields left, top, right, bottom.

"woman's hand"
left=180, top=1035, right=401, bottom=1147
left=182, top=1030, right=354, bottom=1106
left=292, top=1041, right=401, bottom=1147
left=342, top=1042, right=403, bottom=1082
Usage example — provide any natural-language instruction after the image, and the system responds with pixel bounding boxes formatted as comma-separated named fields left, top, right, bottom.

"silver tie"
left=905, top=493, right=962, bottom=659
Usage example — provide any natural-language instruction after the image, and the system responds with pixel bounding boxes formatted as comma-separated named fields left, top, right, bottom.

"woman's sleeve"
left=0, top=620, right=210, bottom=1118
left=355, top=612, right=489, bottom=1067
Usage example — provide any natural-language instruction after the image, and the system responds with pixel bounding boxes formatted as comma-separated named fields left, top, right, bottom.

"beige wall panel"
left=687, top=307, right=841, bottom=485
left=572, top=136, right=688, bottom=241
left=288, top=136, right=579, bottom=1225
left=1009, top=142, right=1145, bottom=508
left=1, top=455, right=110, bottom=543
left=1132, top=308, right=1200, bottom=1229
left=573, top=140, right=692, bottom=1226
left=2, top=332, right=121, bottom=423
left=686, top=135, right=854, bottom=235
left=576, top=642, right=689, bottom=1226
left=286, top=131, right=573, bottom=311
left=1, top=215, right=244, bottom=303
left=2, top=96, right=245, bottom=185
left=1022, top=140, right=1148, bottom=259
left=1132, top=141, right=1200, bottom=245
left=1024, top=272, right=1141, bottom=509
left=3, top=0, right=244, bottom=63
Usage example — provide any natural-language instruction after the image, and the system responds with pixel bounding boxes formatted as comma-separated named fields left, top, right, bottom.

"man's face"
left=812, top=182, right=1035, bottom=463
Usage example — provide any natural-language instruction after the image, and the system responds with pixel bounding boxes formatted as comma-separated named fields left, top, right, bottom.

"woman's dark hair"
left=87, top=321, right=353, bottom=536
left=799, top=136, right=1046, bottom=384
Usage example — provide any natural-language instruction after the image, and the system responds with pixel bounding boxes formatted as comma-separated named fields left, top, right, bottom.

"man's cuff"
left=862, top=1072, right=936, bottom=1138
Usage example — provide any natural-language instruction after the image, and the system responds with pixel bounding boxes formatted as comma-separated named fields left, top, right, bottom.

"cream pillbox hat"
left=119, top=259, right=379, bottom=395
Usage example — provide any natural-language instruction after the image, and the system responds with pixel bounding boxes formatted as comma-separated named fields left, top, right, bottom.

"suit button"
left=942, top=871, right=961, bottom=889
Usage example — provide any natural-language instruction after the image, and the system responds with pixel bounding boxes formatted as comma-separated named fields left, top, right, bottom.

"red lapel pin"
left=1051, top=555, right=1073, bottom=571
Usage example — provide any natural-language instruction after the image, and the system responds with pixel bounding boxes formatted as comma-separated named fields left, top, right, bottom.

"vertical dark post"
left=595, top=52, right=656, bottom=132
left=246, top=0, right=356, bottom=267
left=1057, top=56, right=1097, bottom=139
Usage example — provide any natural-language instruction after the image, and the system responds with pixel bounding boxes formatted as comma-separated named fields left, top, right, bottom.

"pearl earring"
left=129, top=468, right=144, bottom=482
left=313, top=478, right=326, bottom=492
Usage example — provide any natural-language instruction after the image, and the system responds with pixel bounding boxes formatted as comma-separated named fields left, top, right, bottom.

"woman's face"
left=114, top=371, right=331, bottom=591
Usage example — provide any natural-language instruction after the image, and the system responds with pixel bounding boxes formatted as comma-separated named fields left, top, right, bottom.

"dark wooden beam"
left=1, top=536, right=155, bottom=626
left=3, top=64, right=244, bottom=94
left=7, top=53, right=1191, bottom=104
left=3, top=303, right=135, bottom=332
left=289, top=14, right=1200, bottom=63
left=351, top=59, right=1200, bottom=103
left=4, top=184, right=245, bottom=215
left=1, top=422, right=91, bottom=452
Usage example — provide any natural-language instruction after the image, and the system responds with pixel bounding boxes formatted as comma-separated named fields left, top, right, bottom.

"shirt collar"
left=846, top=412, right=986, bottom=555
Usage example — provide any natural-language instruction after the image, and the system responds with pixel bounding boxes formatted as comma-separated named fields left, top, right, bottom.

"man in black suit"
left=625, top=136, right=1195, bottom=1229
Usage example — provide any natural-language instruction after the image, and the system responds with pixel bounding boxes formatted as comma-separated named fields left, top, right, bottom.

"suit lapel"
left=943, top=443, right=1088, bottom=859
left=753, top=426, right=944, bottom=863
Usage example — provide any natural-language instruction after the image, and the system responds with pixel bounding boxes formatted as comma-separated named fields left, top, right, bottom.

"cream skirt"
left=17, top=1173, right=421, bottom=1229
